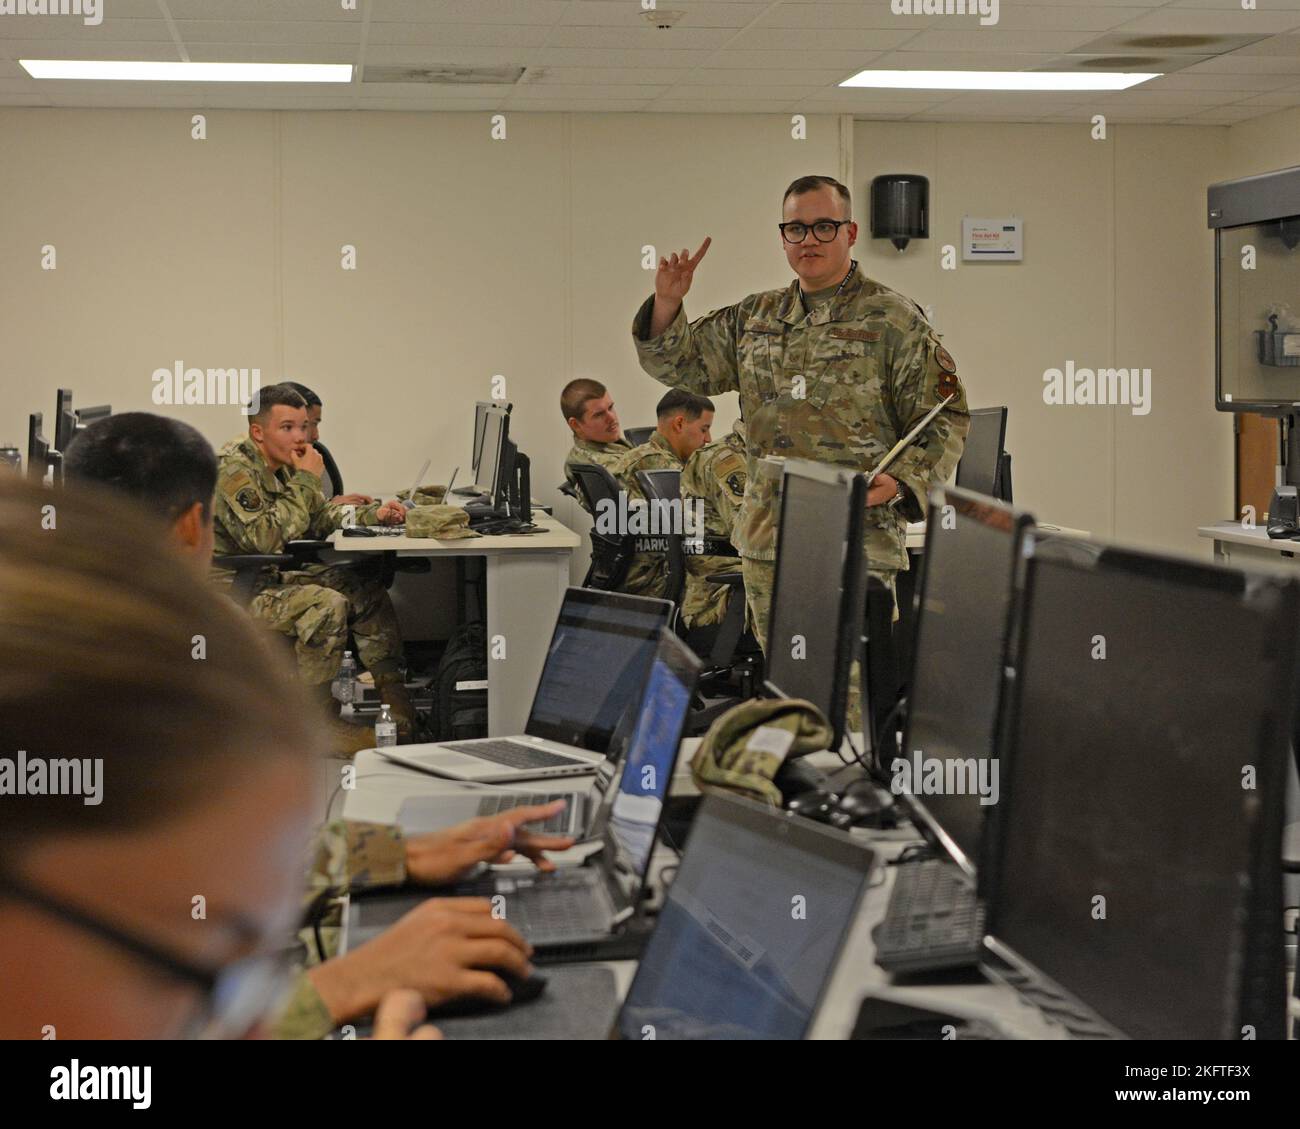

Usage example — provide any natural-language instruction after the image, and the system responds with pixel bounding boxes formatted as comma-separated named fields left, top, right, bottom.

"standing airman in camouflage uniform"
left=560, top=378, right=633, bottom=509
left=212, top=383, right=419, bottom=742
left=610, top=389, right=714, bottom=601
left=680, top=423, right=747, bottom=629
left=632, top=175, right=969, bottom=653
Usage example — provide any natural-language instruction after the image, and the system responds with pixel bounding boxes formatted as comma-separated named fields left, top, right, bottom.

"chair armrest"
left=704, top=570, right=743, bottom=588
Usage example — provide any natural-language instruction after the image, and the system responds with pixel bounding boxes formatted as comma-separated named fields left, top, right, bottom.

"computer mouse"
left=834, top=780, right=898, bottom=829
left=785, top=789, right=839, bottom=824
left=427, top=970, right=548, bottom=1018
left=341, top=527, right=378, bottom=537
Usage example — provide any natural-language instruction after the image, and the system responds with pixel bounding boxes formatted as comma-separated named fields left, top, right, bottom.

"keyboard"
left=491, top=870, right=611, bottom=944
left=873, top=858, right=985, bottom=975
left=442, top=739, right=586, bottom=771
left=476, top=791, right=584, bottom=835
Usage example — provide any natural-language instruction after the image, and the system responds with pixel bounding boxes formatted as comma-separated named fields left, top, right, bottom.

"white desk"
left=338, top=744, right=1067, bottom=1040
left=1199, top=521, right=1300, bottom=567
left=904, top=519, right=1091, bottom=552
left=324, top=513, right=579, bottom=736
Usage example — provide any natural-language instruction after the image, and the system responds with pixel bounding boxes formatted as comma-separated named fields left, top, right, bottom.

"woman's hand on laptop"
left=403, top=802, right=577, bottom=885
left=375, top=500, right=406, bottom=525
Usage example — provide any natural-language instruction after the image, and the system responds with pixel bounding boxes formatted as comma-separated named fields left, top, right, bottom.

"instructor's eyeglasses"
left=779, top=219, right=851, bottom=244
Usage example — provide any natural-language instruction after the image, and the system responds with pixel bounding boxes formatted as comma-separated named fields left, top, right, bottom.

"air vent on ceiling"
left=362, top=65, right=525, bottom=85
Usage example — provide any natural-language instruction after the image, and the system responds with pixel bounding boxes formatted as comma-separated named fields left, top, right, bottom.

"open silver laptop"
left=377, top=588, right=673, bottom=783
left=351, top=630, right=701, bottom=952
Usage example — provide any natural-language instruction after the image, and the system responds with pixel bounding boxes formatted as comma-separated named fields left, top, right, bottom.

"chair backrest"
left=568, top=462, right=635, bottom=591
left=636, top=468, right=686, bottom=609
left=624, top=426, right=656, bottom=447
left=315, top=438, right=344, bottom=497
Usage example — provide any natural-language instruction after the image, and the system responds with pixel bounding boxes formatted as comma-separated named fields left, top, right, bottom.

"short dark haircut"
left=783, top=175, right=852, bottom=220
left=656, top=389, right=714, bottom=421
left=284, top=382, right=322, bottom=409
left=248, top=382, right=307, bottom=423
left=561, top=379, right=608, bottom=423
left=64, top=412, right=217, bottom=521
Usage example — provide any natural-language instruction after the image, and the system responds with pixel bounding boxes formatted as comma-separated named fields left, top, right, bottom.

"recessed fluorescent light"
left=19, top=60, right=353, bottom=83
left=841, top=70, right=1159, bottom=92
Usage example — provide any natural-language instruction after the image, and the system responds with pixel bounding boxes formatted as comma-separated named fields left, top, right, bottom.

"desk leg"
left=485, top=552, right=571, bottom=736
left=1213, top=537, right=1229, bottom=565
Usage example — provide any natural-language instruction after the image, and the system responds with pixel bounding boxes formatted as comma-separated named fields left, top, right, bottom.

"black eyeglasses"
left=779, top=219, right=852, bottom=244
left=0, top=869, right=290, bottom=1039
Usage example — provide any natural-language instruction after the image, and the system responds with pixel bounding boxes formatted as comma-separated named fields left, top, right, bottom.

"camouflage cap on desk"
left=404, top=504, right=480, bottom=539
left=396, top=484, right=448, bottom=506
left=691, top=697, right=833, bottom=806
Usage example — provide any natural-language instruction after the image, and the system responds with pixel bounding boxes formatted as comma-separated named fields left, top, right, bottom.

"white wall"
left=0, top=108, right=1235, bottom=574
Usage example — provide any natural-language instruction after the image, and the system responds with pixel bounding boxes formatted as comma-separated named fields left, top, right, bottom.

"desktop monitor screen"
left=984, top=548, right=1299, bottom=1039
left=477, top=405, right=510, bottom=505
left=601, top=631, right=701, bottom=883
left=897, top=487, right=1033, bottom=879
left=523, top=588, right=673, bottom=754
left=471, top=400, right=510, bottom=485
left=766, top=459, right=866, bottom=751
left=616, top=793, right=873, bottom=1040
left=955, top=407, right=1008, bottom=501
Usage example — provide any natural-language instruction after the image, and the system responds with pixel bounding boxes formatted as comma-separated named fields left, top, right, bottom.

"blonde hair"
left=0, top=474, right=317, bottom=851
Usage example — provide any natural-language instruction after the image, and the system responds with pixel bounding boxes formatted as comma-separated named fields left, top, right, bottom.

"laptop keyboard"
left=475, top=792, right=582, bottom=835
left=873, top=858, right=985, bottom=975
left=491, top=871, right=611, bottom=944
left=443, top=739, right=584, bottom=770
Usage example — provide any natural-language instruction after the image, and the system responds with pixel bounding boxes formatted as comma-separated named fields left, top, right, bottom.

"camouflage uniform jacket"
left=632, top=264, right=969, bottom=569
left=564, top=435, right=633, bottom=513
left=211, top=436, right=377, bottom=586
left=272, top=820, right=408, bottom=1040
left=609, top=431, right=682, bottom=601
left=679, top=428, right=747, bottom=627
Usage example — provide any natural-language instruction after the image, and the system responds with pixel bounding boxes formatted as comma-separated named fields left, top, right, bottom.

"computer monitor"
left=55, top=389, right=111, bottom=455
left=955, top=406, right=1011, bottom=503
left=26, top=414, right=61, bottom=484
left=477, top=404, right=510, bottom=509
left=524, top=588, right=674, bottom=755
left=765, top=459, right=867, bottom=752
left=896, top=486, right=1035, bottom=880
left=615, top=792, right=874, bottom=1040
left=471, top=400, right=509, bottom=487
left=598, top=629, right=701, bottom=882
left=54, top=389, right=76, bottom=454
left=982, top=546, right=1300, bottom=1039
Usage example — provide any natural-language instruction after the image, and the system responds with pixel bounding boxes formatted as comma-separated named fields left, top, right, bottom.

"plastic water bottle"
left=332, top=651, right=358, bottom=704
left=375, top=704, right=398, bottom=748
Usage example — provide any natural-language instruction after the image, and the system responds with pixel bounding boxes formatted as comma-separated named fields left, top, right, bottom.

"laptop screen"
left=603, top=633, right=699, bottom=882
left=985, top=549, right=1299, bottom=1039
left=524, top=589, right=673, bottom=753
left=766, top=460, right=865, bottom=751
left=898, top=488, right=1031, bottom=879
left=616, top=794, right=872, bottom=1040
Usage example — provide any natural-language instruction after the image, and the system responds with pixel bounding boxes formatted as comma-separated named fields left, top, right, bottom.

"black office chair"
left=566, top=463, right=640, bottom=591
left=624, top=427, right=655, bottom=447
left=315, top=439, right=345, bottom=498
left=636, top=468, right=763, bottom=730
left=218, top=539, right=333, bottom=605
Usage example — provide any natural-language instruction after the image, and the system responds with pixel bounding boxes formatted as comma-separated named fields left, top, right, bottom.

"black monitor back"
left=899, top=486, right=1034, bottom=879
left=956, top=406, right=1009, bottom=502
left=766, top=459, right=866, bottom=752
left=984, top=546, right=1299, bottom=1039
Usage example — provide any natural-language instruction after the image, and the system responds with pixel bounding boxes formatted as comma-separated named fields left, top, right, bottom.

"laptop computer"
left=981, top=543, right=1300, bottom=1039
left=378, top=587, right=673, bottom=783
left=872, top=486, right=1035, bottom=974
left=350, top=629, right=701, bottom=957
left=613, top=792, right=874, bottom=1040
left=393, top=635, right=662, bottom=839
